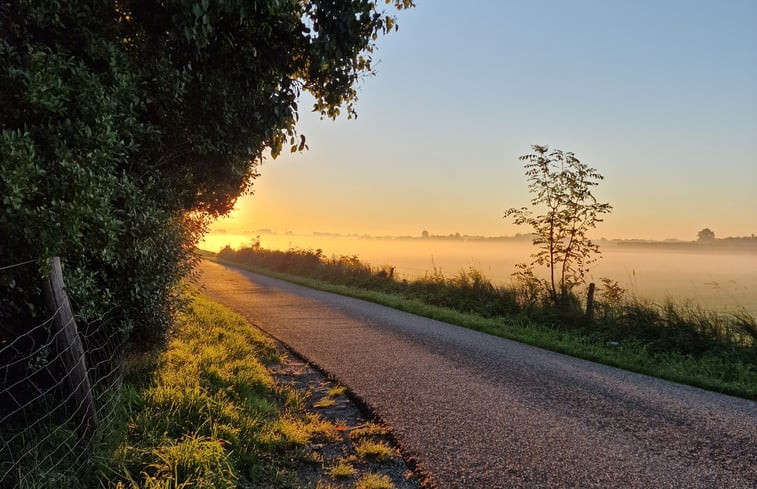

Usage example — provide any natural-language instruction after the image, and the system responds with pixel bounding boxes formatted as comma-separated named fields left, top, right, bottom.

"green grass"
left=349, top=423, right=389, bottom=440
left=355, top=473, right=395, bottom=489
left=103, top=292, right=341, bottom=488
left=314, top=397, right=337, bottom=408
left=327, top=459, right=356, bottom=478
left=327, top=385, right=347, bottom=397
left=354, top=439, right=394, bottom=462
left=210, top=247, right=757, bottom=400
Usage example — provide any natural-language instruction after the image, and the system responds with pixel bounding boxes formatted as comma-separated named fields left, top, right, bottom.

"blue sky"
left=219, top=0, right=757, bottom=240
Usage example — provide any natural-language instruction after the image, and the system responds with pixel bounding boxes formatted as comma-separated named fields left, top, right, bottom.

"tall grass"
left=216, top=245, right=757, bottom=399
left=103, top=293, right=328, bottom=488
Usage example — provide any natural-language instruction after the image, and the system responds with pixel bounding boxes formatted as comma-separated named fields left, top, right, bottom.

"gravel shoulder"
left=269, top=341, right=424, bottom=488
left=199, top=260, right=757, bottom=488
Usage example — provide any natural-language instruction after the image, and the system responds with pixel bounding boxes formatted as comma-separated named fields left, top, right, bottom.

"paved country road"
left=198, top=261, right=757, bottom=488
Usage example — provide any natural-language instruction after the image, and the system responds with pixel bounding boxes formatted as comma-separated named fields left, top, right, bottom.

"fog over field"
left=201, top=233, right=757, bottom=316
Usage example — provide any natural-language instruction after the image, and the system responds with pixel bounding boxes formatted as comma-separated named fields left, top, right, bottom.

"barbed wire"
left=1, top=259, right=128, bottom=488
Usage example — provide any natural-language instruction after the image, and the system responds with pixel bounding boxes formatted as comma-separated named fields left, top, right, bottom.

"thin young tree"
left=505, top=145, right=612, bottom=304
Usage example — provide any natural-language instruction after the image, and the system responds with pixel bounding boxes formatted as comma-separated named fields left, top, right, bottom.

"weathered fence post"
left=42, top=257, right=97, bottom=437
left=585, top=282, right=596, bottom=323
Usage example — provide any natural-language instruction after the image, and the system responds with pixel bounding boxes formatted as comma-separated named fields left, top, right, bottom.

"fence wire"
left=0, top=260, right=127, bottom=488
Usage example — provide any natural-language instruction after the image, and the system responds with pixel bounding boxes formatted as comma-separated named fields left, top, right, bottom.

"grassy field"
left=210, top=246, right=757, bottom=400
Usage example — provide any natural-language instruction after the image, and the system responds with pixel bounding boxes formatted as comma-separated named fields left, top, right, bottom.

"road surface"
left=199, top=260, right=757, bottom=488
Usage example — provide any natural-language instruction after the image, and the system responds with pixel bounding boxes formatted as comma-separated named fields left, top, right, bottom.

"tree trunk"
left=42, top=257, right=97, bottom=438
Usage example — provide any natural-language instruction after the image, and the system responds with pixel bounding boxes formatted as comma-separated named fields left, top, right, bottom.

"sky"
left=212, top=0, right=757, bottom=241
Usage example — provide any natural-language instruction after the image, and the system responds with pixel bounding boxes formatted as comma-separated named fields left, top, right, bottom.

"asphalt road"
left=198, top=260, right=757, bottom=488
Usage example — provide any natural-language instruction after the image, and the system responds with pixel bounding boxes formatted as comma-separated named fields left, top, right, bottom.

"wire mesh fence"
left=0, top=260, right=127, bottom=488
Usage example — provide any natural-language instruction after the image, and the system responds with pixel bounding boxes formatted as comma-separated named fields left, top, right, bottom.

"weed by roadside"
left=355, top=473, right=395, bottom=489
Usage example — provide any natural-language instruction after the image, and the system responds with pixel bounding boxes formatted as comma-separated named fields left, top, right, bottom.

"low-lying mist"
left=201, top=233, right=757, bottom=316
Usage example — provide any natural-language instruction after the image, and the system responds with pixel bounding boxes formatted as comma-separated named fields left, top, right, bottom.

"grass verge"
left=208, top=249, right=756, bottom=400
left=102, top=292, right=412, bottom=488
left=104, top=292, right=305, bottom=487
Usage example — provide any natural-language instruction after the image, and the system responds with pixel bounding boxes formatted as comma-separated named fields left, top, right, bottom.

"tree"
left=505, top=145, right=612, bottom=304
left=1, top=0, right=413, bottom=345
left=1, top=0, right=415, bottom=452
left=697, top=228, right=715, bottom=242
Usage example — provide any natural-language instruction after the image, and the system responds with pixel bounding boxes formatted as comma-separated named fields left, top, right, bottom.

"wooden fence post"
left=585, top=282, right=596, bottom=324
left=42, top=257, right=97, bottom=438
